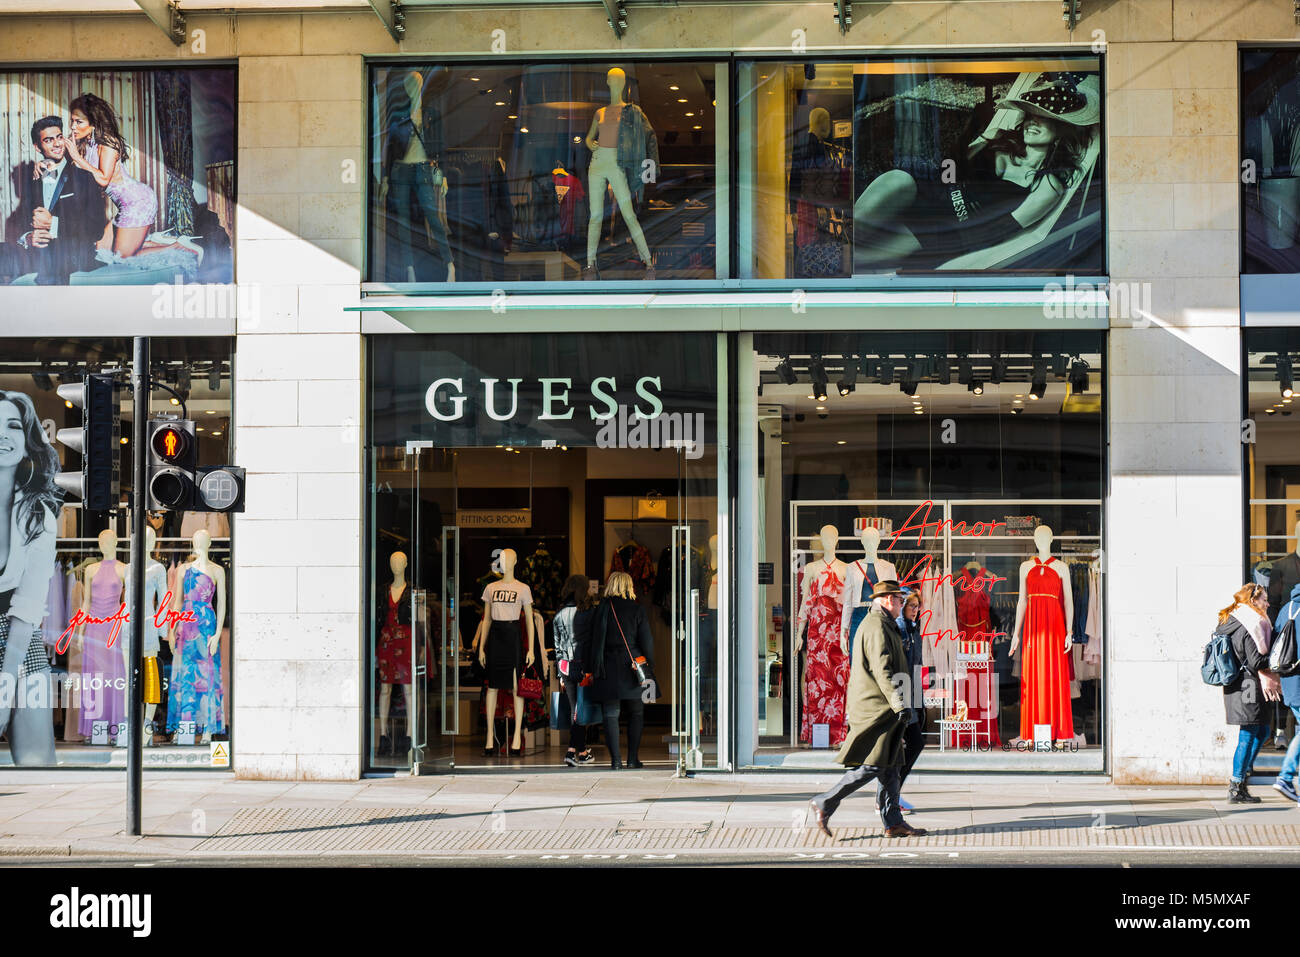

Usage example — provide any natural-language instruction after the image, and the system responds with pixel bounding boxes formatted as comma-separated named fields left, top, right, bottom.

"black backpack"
left=1270, top=605, right=1300, bottom=677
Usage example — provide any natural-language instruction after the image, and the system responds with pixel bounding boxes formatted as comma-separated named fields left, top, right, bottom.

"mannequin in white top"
left=795, top=525, right=847, bottom=653
left=475, top=548, right=535, bottom=753
left=1009, top=524, right=1073, bottom=658
left=168, top=529, right=227, bottom=745
left=75, top=528, right=129, bottom=735
left=839, top=526, right=899, bottom=650
left=378, top=551, right=413, bottom=752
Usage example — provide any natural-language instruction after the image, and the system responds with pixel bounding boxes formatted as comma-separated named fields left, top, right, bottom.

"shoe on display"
left=378, top=734, right=392, bottom=756
left=643, top=264, right=656, bottom=281
left=1273, top=777, right=1300, bottom=804
left=582, top=264, right=599, bottom=280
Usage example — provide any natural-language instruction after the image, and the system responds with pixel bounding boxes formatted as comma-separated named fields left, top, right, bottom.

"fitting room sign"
left=456, top=509, right=531, bottom=528
left=369, top=333, right=717, bottom=449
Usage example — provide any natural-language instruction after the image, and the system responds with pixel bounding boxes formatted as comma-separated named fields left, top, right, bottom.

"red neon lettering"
left=886, top=500, right=1006, bottom=552
left=899, top=554, right=1006, bottom=594
left=54, top=593, right=195, bottom=655
left=918, top=609, right=1007, bottom=643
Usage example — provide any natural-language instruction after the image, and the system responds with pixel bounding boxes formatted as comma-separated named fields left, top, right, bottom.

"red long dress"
left=1018, top=557, right=1074, bottom=741
left=801, top=564, right=849, bottom=747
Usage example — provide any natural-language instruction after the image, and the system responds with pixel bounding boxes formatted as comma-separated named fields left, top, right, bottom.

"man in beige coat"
left=808, top=580, right=928, bottom=839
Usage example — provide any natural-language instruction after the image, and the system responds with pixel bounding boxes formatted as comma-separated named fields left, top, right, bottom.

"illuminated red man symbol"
left=163, top=430, right=178, bottom=457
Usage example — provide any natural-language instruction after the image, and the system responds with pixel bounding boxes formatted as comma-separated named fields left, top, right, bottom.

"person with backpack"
left=1272, top=581, right=1300, bottom=803
left=554, top=575, right=596, bottom=767
left=1215, top=583, right=1282, bottom=803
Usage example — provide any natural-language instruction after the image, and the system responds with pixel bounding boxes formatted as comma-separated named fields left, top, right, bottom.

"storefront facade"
left=0, top=0, right=1268, bottom=781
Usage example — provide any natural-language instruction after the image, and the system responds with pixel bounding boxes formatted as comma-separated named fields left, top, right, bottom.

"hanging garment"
left=956, top=566, right=993, bottom=636
left=1069, top=561, right=1090, bottom=643
left=165, top=566, right=225, bottom=735
left=39, top=557, right=65, bottom=651
left=1018, top=557, right=1074, bottom=741
left=553, top=169, right=587, bottom=240
left=609, top=542, right=656, bottom=596
left=800, top=562, right=849, bottom=747
left=78, top=560, right=127, bottom=740
left=521, top=547, right=565, bottom=614
left=63, top=563, right=85, bottom=742
left=1083, top=562, right=1102, bottom=666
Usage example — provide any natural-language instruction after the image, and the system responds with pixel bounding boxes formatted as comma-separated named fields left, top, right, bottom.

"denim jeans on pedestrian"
left=1279, top=707, right=1300, bottom=783
left=1231, top=723, right=1271, bottom=782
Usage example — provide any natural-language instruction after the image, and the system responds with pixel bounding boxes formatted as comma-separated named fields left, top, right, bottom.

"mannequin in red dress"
left=796, top=525, right=850, bottom=747
left=1010, top=526, right=1074, bottom=743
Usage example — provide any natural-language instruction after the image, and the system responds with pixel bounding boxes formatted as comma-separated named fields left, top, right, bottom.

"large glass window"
left=737, top=56, right=1105, bottom=279
left=1243, top=51, right=1300, bottom=273
left=366, top=332, right=723, bottom=771
left=0, top=338, right=233, bottom=768
left=367, top=61, right=720, bottom=285
left=749, top=331, right=1104, bottom=769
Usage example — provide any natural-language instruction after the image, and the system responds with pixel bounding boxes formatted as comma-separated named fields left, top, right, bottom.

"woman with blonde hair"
left=1215, top=583, right=1282, bottom=803
left=573, top=571, right=656, bottom=769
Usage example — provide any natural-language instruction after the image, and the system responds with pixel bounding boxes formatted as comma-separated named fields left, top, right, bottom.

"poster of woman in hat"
left=851, top=66, right=1103, bottom=273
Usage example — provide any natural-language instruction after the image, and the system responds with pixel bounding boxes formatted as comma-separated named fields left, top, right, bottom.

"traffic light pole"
left=127, top=337, right=148, bottom=836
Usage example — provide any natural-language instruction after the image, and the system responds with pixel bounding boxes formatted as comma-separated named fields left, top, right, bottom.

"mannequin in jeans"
left=582, top=67, right=655, bottom=280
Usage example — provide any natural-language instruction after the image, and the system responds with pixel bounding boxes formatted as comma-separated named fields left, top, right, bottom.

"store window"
left=737, top=55, right=1105, bottom=279
left=367, top=61, right=720, bottom=285
left=750, top=331, right=1104, bottom=768
left=0, top=338, right=233, bottom=768
left=0, top=66, right=236, bottom=285
left=1243, top=51, right=1300, bottom=273
left=1245, top=330, right=1300, bottom=611
left=366, top=332, right=723, bottom=771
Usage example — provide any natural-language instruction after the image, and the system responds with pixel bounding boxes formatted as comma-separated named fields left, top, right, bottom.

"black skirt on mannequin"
left=485, top=619, right=523, bottom=691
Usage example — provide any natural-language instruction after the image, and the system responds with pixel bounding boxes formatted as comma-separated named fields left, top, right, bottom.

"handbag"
left=517, top=663, right=544, bottom=700
left=575, top=684, right=603, bottom=725
left=1270, top=604, right=1300, bottom=677
left=610, top=604, right=661, bottom=701
left=550, top=689, right=572, bottom=731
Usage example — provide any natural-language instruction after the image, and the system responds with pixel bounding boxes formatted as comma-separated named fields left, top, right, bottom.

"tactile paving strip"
left=199, top=808, right=1300, bottom=854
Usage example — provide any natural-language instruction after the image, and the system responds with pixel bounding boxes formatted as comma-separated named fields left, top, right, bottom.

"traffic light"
left=146, top=418, right=197, bottom=510
left=54, top=373, right=120, bottom=511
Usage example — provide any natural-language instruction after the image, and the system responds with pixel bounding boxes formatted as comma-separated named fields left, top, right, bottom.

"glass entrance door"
left=409, top=445, right=456, bottom=773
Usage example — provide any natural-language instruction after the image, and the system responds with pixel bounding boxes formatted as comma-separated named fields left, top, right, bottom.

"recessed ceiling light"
left=677, top=98, right=688, bottom=103
left=1286, top=399, right=1293, bottom=404
left=815, top=405, right=826, bottom=411
left=685, top=112, right=694, bottom=117
left=781, top=440, right=790, bottom=445
left=211, top=431, right=222, bottom=437
left=206, top=409, right=217, bottom=415
left=470, top=76, right=480, bottom=81
left=669, top=85, right=679, bottom=90
left=1014, top=394, right=1024, bottom=398
left=693, top=125, right=702, bottom=130
left=508, top=114, right=518, bottom=119
left=495, top=101, right=505, bottom=106
left=196, top=426, right=205, bottom=432
left=1013, top=399, right=1023, bottom=405
left=520, top=127, right=529, bottom=133
left=913, top=408, right=923, bottom=414
left=836, top=440, right=847, bottom=445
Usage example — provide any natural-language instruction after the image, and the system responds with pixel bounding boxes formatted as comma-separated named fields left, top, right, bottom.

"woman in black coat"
left=574, top=571, right=655, bottom=769
left=1216, top=583, right=1282, bottom=803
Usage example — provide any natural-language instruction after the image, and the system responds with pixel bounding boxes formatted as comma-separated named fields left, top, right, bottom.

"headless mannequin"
left=75, top=528, right=128, bottom=740
left=707, top=534, right=719, bottom=610
left=584, top=67, right=653, bottom=276
left=132, top=526, right=165, bottom=745
left=379, top=70, right=455, bottom=282
left=168, top=529, right=227, bottom=745
left=1009, top=524, right=1073, bottom=658
left=840, top=527, right=898, bottom=650
left=795, top=525, right=847, bottom=653
left=378, top=551, right=413, bottom=747
left=475, top=548, right=535, bottom=752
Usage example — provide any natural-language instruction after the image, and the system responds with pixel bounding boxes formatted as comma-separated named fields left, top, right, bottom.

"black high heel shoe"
left=627, top=759, right=644, bottom=769
left=483, top=743, right=498, bottom=756
left=510, top=745, right=523, bottom=756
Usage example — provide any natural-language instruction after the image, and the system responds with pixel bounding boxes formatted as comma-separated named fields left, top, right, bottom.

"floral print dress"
left=165, top=566, right=224, bottom=735
left=801, top=563, right=849, bottom=747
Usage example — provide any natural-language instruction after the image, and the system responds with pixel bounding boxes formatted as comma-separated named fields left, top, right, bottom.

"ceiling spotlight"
left=209, top=364, right=222, bottom=392
left=170, top=396, right=180, bottom=406
left=1052, top=354, right=1068, bottom=379
left=957, top=360, right=972, bottom=386
left=1267, top=408, right=1278, bottom=415
left=775, top=357, right=798, bottom=385
left=969, top=379, right=984, bottom=396
left=878, top=360, right=895, bottom=386
left=837, top=358, right=858, bottom=396
left=1010, top=406, right=1023, bottom=415
left=990, top=356, right=1007, bottom=384
left=937, top=358, right=952, bottom=386
left=1279, top=356, right=1295, bottom=398
left=1030, top=358, right=1047, bottom=400
left=31, top=371, right=53, bottom=391
left=900, top=379, right=919, bottom=398
left=809, top=357, right=829, bottom=403
left=177, top=368, right=191, bottom=393
left=1069, top=360, right=1090, bottom=394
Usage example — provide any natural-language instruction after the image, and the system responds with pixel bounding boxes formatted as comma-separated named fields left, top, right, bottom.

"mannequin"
left=582, top=67, right=657, bottom=279
left=790, top=106, right=848, bottom=277
left=127, top=526, right=167, bottom=746
left=376, top=551, right=414, bottom=756
left=379, top=70, right=456, bottom=282
left=699, top=533, right=719, bottom=734
left=75, top=528, right=128, bottom=744
left=795, top=525, right=850, bottom=747
left=1009, top=525, right=1074, bottom=744
left=839, top=526, right=899, bottom=653
left=474, top=548, right=535, bottom=755
left=166, top=530, right=226, bottom=745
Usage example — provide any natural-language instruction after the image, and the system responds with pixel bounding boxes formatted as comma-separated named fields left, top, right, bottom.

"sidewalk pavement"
left=0, top=770, right=1298, bottom=861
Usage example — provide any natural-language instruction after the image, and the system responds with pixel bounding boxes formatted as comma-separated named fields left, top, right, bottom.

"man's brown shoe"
left=884, top=823, right=928, bottom=838
left=808, top=801, right=833, bottom=840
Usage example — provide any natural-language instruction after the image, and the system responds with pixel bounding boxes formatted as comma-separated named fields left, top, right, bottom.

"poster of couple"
left=0, top=66, right=235, bottom=286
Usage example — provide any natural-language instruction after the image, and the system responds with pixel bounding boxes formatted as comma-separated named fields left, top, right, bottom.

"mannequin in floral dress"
left=796, top=525, right=849, bottom=746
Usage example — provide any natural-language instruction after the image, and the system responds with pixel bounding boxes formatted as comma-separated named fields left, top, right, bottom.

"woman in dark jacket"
left=554, top=575, right=596, bottom=766
left=1217, top=583, right=1282, bottom=803
left=578, top=571, right=655, bottom=769
left=892, top=591, right=925, bottom=810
